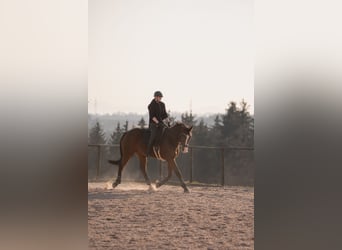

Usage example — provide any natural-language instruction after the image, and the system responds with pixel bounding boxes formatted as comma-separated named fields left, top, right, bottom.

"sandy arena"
left=88, top=182, right=254, bottom=249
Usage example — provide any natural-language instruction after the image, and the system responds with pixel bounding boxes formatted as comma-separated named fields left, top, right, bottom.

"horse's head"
left=173, top=122, right=193, bottom=153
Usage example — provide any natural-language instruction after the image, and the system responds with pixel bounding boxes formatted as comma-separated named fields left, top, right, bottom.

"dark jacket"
left=148, top=99, right=168, bottom=125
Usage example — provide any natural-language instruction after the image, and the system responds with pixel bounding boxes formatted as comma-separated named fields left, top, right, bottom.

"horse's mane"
left=171, top=121, right=188, bottom=128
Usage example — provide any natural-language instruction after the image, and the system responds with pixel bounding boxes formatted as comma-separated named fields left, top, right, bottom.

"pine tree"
left=214, top=115, right=222, bottom=128
left=192, top=119, right=209, bottom=146
left=88, top=121, right=106, bottom=144
left=220, top=100, right=253, bottom=145
left=108, top=122, right=123, bottom=145
left=220, top=100, right=254, bottom=182
left=221, top=101, right=240, bottom=141
left=138, top=117, right=147, bottom=128
left=107, top=123, right=122, bottom=158
left=209, top=114, right=224, bottom=146
left=123, top=120, right=129, bottom=132
left=88, top=121, right=107, bottom=178
left=108, top=131, right=116, bottom=145
left=181, top=111, right=197, bottom=126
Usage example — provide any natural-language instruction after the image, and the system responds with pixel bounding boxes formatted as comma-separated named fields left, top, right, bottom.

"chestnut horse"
left=108, top=122, right=193, bottom=192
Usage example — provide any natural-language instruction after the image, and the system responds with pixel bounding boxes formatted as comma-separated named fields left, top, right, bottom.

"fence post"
left=221, top=148, right=225, bottom=186
left=159, top=160, right=162, bottom=180
left=96, top=145, right=102, bottom=180
left=189, top=147, right=193, bottom=183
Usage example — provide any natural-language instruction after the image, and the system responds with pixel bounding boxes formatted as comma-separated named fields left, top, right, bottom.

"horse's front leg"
left=170, top=159, right=190, bottom=193
left=155, top=162, right=172, bottom=188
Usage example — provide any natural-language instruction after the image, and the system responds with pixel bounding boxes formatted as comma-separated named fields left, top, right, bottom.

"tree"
left=138, top=117, right=147, bottom=129
left=106, top=122, right=124, bottom=165
left=108, top=122, right=124, bottom=145
left=221, top=101, right=239, bottom=140
left=88, top=121, right=107, bottom=179
left=220, top=100, right=253, bottom=146
left=207, top=114, right=224, bottom=146
left=192, top=118, right=209, bottom=146
left=214, top=114, right=222, bottom=128
left=181, top=111, right=197, bottom=126
left=123, top=120, right=129, bottom=132
left=88, top=121, right=106, bottom=144
left=219, top=100, right=254, bottom=184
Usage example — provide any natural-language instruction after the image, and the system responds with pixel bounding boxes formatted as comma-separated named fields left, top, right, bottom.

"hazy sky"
left=89, top=0, right=253, bottom=115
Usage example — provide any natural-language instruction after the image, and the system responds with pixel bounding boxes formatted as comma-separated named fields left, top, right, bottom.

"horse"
left=108, top=122, right=193, bottom=192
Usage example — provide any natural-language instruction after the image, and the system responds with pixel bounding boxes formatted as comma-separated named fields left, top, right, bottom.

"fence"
left=88, top=144, right=254, bottom=186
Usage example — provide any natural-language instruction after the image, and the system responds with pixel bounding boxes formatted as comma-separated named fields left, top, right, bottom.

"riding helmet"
left=154, top=91, right=163, bottom=97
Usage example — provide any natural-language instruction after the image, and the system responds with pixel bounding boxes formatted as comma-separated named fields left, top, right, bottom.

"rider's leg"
left=146, top=124, right=157, bottom=156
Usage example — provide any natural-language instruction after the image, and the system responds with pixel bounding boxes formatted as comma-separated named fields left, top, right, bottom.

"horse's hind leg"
left=170, top=160, right=189, bottom=193
left=112, top=164, right=123, bottom=188
left=112, top=153, right=132, bottom=188
left=137, top=154, right=152, bottom=186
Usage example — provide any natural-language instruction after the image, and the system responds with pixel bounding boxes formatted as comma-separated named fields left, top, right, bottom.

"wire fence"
left=88, top=144, right=254, bottom=186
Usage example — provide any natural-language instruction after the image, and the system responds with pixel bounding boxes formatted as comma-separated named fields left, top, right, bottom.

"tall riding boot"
left=146, top=139, right=153, bottom=156
left=147, top=124, right=157, bottom=156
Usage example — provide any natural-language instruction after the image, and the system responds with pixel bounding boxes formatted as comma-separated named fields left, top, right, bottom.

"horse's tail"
left=107, top=132, right=126, bottom=166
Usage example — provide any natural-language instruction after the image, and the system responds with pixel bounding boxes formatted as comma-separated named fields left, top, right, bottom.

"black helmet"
left=154, top=91, right=163, bottom=97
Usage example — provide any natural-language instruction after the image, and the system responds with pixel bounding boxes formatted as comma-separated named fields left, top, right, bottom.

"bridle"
left=179, top=131, right=191, bottom=152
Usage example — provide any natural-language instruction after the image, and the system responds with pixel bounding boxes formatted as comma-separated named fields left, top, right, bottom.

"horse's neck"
left=164, top=127, right=180, bottom=145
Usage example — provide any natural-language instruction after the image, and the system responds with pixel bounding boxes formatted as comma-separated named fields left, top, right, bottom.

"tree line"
left=88, top=100, right=254, bottom=186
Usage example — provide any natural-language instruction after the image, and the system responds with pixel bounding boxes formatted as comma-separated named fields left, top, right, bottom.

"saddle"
left=144, top=127, right=166, bottom=146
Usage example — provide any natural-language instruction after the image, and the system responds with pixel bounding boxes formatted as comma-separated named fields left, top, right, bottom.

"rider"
left=146, top=91, right=169, bottom=156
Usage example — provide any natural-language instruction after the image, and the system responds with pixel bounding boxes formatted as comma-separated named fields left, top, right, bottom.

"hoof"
left=183, top=185, right=190, bottom=193
left=155, top=180, right=160, bottom=188
left=112, top=182, right=119, bottom=188
left=148, top=184, right=157, bottom=192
